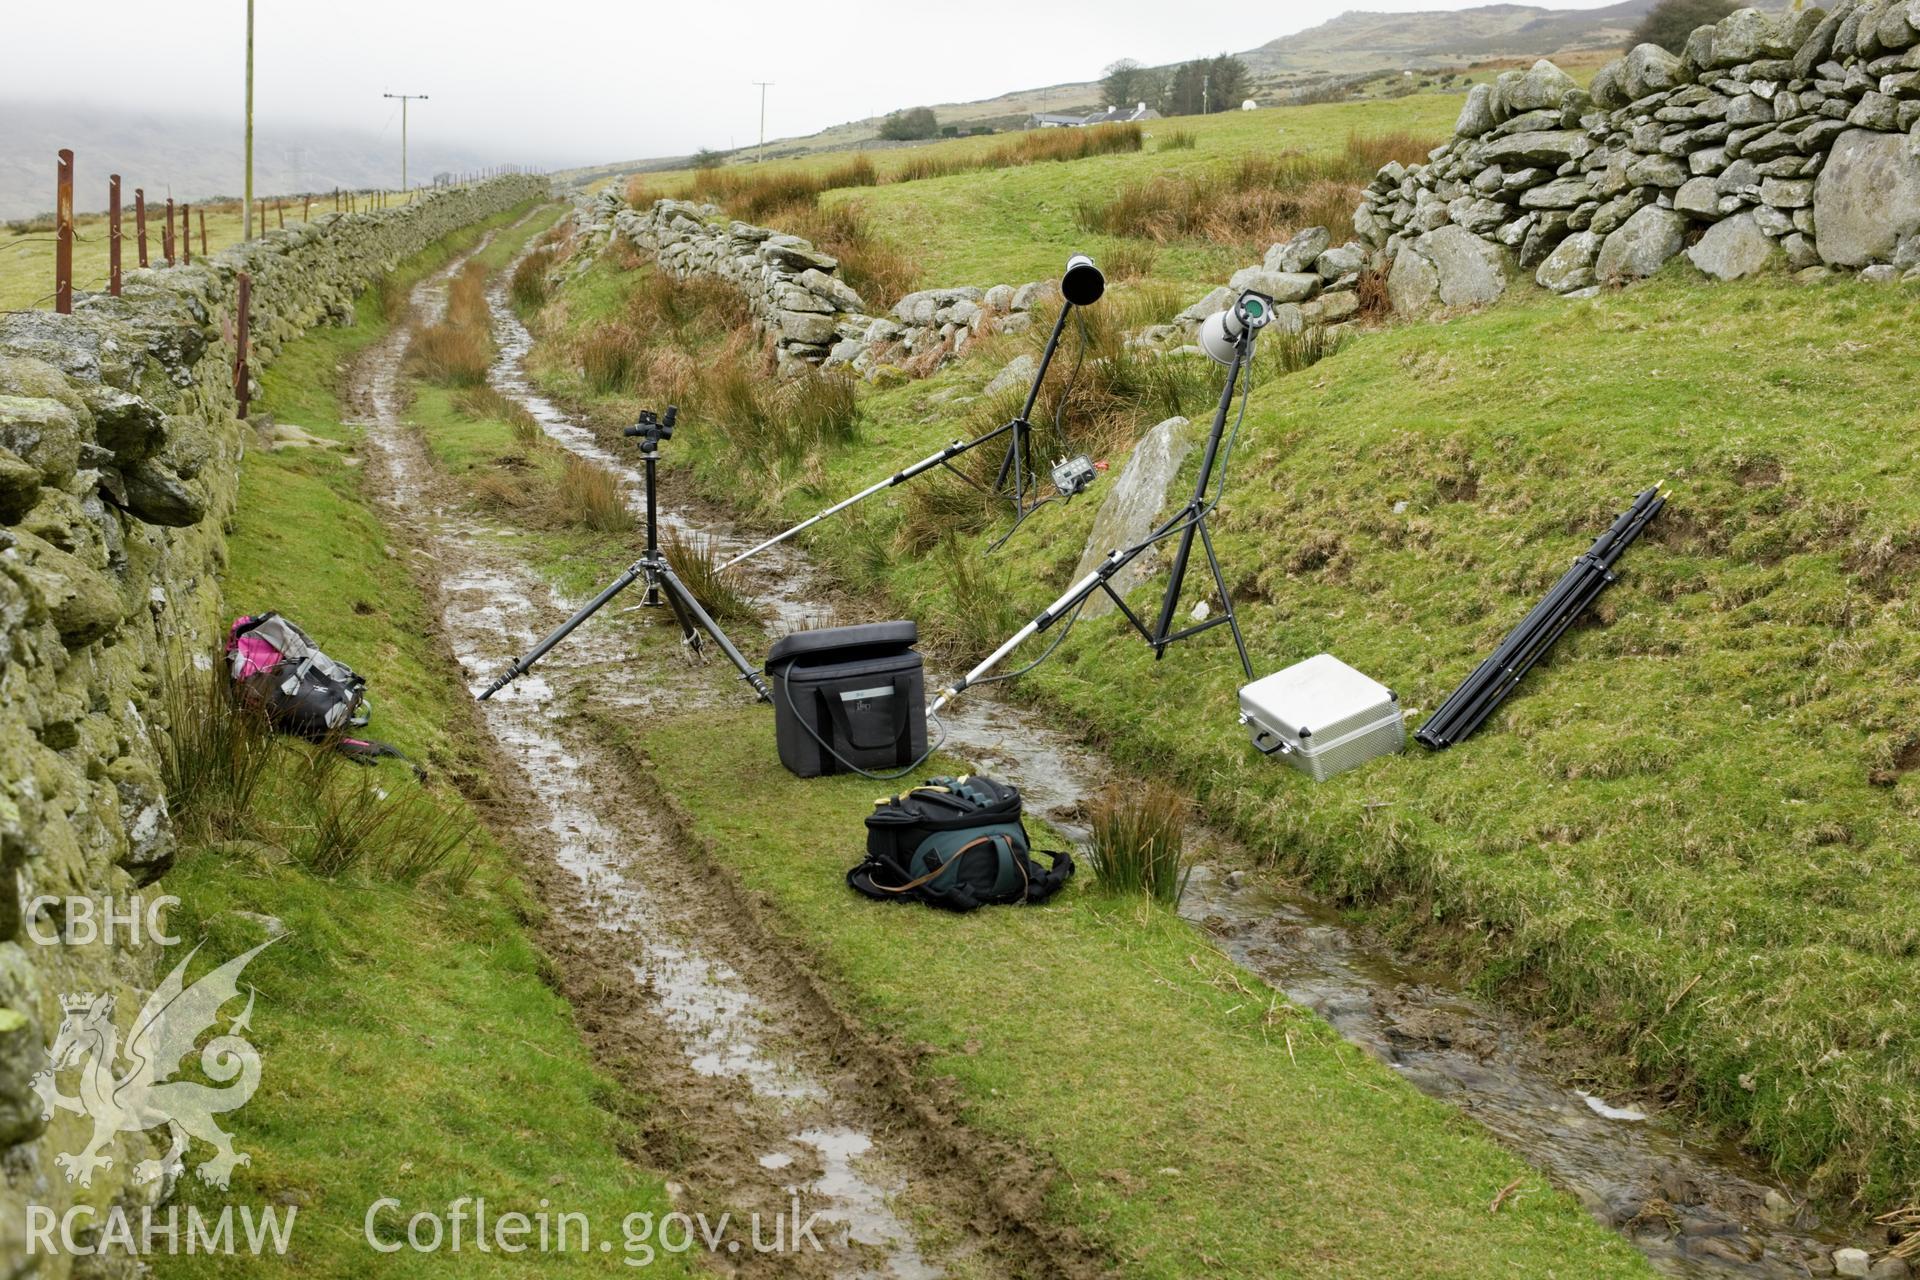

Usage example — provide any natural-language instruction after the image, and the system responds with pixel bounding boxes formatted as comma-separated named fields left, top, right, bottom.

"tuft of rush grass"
left=509, top=245, right=556, bottom=311
left=455, top=384, right=545, bottom=446
left=405, top=258, right=494, bottom=386
left=560, top=453, right=634, bottom=532
left=661, top=527, right=759, bottom=626
left=1087, top=783, right=1194, bottom=904
left=180, top=201, right=694, bottom=1280
left=1155, top=128, right=1198, bottom=152
left=158, top=660, right=273, bottom=848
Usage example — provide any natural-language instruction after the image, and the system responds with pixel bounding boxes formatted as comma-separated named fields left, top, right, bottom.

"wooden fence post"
left=181, top=202, right=191, bottom=265
left=199, top=208, right=208, bottom=257
left=109, top=174, right=122, bottom=297
left=135, top=188, right=149, bottom=267
left=163, top=198, right=175, bottom=265
left=234, top=272, right=252, bottom=418
left=55, top=149, right=74, bottom=314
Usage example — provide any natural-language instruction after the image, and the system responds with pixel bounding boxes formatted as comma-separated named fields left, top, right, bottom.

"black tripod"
left=931, top=296, right=1267, bottom=713
left=477, top=406, right=771, bottom=702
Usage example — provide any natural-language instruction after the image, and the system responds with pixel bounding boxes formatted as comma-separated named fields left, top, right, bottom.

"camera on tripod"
left=623, top=405, right=677, bottom=451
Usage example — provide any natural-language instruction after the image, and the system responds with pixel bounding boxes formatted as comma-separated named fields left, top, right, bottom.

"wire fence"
left=5, top=148, right=535, bottom=314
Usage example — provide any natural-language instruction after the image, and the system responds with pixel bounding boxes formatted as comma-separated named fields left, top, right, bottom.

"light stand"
left=716, top=254, right=1107, bottom=573
left=477, top=406, right=772, bottom=702
left=930, top=293, right=1273, bottom=714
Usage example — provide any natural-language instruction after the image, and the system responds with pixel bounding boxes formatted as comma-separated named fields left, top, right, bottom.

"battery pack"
left=1238, top=654, right=1405, bottom=782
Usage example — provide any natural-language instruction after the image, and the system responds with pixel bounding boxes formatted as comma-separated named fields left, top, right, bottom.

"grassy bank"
left=156, top=202, right=693, bottom=1278
left=525, top=209, right=1920, bottom=1217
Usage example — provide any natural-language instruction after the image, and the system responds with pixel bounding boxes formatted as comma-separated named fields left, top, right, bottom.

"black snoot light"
left=1061, top=253, right=1105, bottom=307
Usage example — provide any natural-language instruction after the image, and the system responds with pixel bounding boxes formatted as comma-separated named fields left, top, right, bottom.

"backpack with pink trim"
left=225, top=612, right=423, bottom=778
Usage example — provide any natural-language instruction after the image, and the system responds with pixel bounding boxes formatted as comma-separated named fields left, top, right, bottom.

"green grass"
left=817, top=97, right=1462, bottom=288
left=155, top=204, right=691, bottom=1278
left=533, top=205, right=1920, bottom=1217
left=612, top=709, right=1648, bottom=1278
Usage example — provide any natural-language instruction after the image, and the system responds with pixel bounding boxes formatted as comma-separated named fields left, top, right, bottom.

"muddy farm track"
left=344, top=216, right=1884, bottom=1280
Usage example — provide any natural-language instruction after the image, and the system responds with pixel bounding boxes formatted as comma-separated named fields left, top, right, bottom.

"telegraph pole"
left=244, top=0, right=255, bottom=237
left=383, top=92, right=429, bottom=192
left=753, top=81, right=773, bottom=160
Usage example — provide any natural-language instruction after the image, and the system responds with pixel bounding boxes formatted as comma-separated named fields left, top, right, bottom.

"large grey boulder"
left=1623, top=43, right=1685, bottom=99
left=1455, top=83, right=1497, bottom=138
left=1505, top=59, right=1579, bottom=112
left=1814, top=127, right=1920, bottom=266
left=1591, top=58, right=1629, bottom=110
left=1536, top=230, right=1601, bottom=292
left=983, top=354, right=1038, bottom=398
left=1073, top=417, right=1194, bottom=619
left=1227, top=267, right=1321, bottom=303
left=1596, top=206, right=1689, bottom=281
left=1481, top=130, right=1593, bottom=167
left=1266, top=226, right=1333, bottom=274
left=1687, top=212, right=1781, bottom=279
left=1710, top=8, right=1797, bottom=66
left=1388, top=226, right=1510, bottom=312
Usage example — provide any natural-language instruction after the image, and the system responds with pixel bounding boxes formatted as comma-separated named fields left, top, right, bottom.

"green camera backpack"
left=848, top=776, right=1073, bottom=913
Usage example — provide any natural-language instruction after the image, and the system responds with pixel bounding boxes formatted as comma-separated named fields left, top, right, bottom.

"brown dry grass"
left=1088, top=782, right=1193, bottom=904
left=406, top=260, right=493, bottom=387
left=1076, top=130, right=1439, bottom=249
left=661, top=527, right=759, bottom=626
left=560, top=455, right=633, bottom=532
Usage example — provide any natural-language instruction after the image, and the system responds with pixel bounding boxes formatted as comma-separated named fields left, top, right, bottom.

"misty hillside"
left=1242, top=0, right=1660, bottom=73
left=0, top=100, right=510, bottom=220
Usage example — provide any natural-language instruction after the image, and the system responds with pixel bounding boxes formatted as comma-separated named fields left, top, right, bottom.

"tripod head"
left=623, top=404, right=678, bottom=454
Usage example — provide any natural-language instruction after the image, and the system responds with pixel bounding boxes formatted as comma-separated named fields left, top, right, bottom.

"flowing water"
left=463, top=230, right=1883, bottom=1279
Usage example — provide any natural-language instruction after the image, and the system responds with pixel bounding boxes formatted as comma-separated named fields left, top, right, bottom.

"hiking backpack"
left=849, top=775, right=1073, bottom=913
left=225, top=612, right=420, bottom=776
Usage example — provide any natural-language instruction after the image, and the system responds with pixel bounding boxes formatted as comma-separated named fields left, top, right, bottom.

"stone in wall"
left=1355, top=4, right=1920, bottom=311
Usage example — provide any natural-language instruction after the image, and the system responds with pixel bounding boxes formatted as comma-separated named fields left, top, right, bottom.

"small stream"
left=480, top=232, right=1879, bottom=1279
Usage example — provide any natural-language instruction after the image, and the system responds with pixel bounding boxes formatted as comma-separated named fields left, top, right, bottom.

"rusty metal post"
left=55, top=150, right=74, bottom=314
left=199, top=208, right=208, bottom=257
left=109, top=175, right=122, bottom=296
left=234, top=272, right=252, bottom=418
left=181, top=202, right=191, bottom=264
left=135, top=189, right=149, bottom=267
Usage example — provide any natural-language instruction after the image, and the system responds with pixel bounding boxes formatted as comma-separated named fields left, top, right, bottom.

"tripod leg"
left=651, top=565, right=704, bottom=656
left=655, top=563, right=772, bottom=701
left=1149, top=510, right=1204, bottom=658
left=1198, top=516, right=1254, bottom=682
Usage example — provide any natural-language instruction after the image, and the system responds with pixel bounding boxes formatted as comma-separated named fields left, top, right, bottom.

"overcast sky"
left=1, top=0, right=1629, bottom=169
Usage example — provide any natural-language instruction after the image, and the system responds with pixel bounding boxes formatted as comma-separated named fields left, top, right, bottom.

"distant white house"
left=1026, top=102, right=1162, bottom=129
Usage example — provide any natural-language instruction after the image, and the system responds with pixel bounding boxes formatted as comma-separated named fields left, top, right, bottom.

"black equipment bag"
left=849, top=775, right=1073, bottom=913
left=766, top=622, right=928, bottom=778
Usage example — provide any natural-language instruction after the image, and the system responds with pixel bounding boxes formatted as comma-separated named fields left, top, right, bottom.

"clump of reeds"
left=559, top=455, right=633, bottom=532
left=1087, top=782, right=1193, bottom=904
left=661, top=528, right=759, bottom=626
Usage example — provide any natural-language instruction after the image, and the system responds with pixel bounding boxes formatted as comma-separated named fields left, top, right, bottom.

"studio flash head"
left=1061, top=253, right=1105, bottom=307
left=1199, top=291, right=1276, bottom=366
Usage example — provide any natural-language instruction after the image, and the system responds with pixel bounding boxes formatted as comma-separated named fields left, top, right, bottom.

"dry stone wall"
left=1356, top=3, right=1920, bottom=310
left=589, top=192, right=1061, bottom=380
left=0, top=174, right=544, bottom=1273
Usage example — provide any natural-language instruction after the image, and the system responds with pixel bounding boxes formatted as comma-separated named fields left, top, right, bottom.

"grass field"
left=529, top=124, right=1920, bottom=1220
left=154, top=204, right=693, bottom=1278
left=1, top=191, right=416, bottom=312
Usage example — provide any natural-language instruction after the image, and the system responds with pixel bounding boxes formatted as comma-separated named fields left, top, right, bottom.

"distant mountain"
left=0, top=100, right=511, bottom=221
left=1242, top=1, right=1661, bottom=75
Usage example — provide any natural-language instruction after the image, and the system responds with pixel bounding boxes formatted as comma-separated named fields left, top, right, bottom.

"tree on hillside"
left=1161, top=54, right=1251, bottom=116
left=1103, top=58, right=1151, bottom=109
left=879, top=106, right=941, bottom=141
left=692, top=147, right=725, bottom=170
left=1630, top=0, right=1740, bottom=53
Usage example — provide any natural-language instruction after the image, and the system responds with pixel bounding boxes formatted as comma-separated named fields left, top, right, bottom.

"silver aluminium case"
left=1238, top=653, right=1405, bottom=782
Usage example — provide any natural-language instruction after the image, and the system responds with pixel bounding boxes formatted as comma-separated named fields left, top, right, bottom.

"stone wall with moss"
left=0, top=174, right=544, bottom=1273
left=1355, top=3, right=1920, bottom=312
